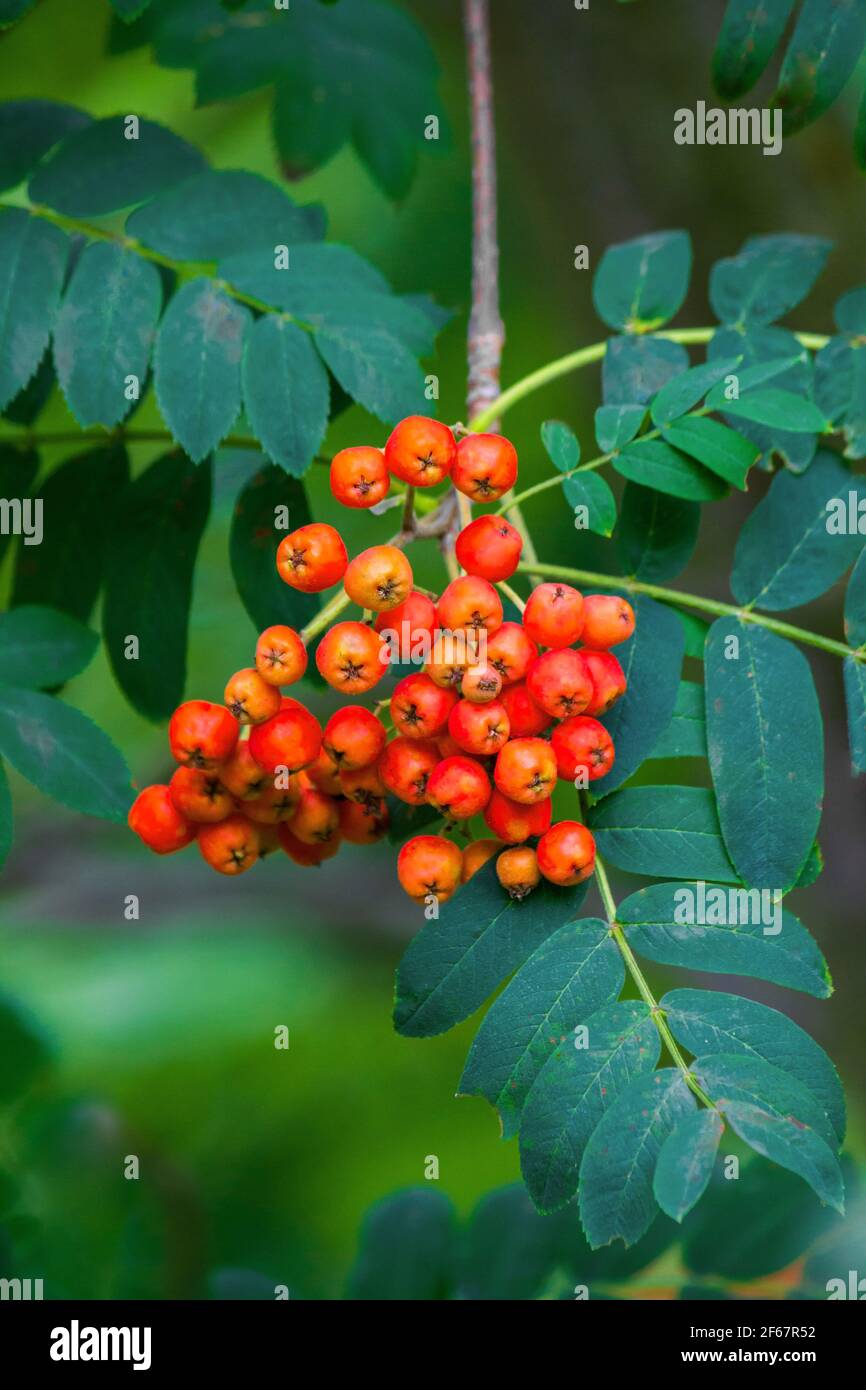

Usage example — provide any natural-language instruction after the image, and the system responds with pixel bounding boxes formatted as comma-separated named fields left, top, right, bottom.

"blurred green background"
left=1, top=0, right=866, bottom=1298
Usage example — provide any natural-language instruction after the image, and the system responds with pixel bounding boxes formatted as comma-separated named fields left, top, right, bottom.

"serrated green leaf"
left=127, top=167, right=321, bottom=260
left=229, top=462, right=318, bottom=635
left=649, top=680, right=706, bottom=759
left=594, top=403, right=645, bottom=452
left=2, top=347, right=54, bottom=426
left=393, top=859, right=588, bottom=1038
left=593, top=231, right=691, bottom=332
left=519, top=1000, right=659, bottom=1214
left=774, top=0, right=866, bottom=136
left=0, top=209, right=68, bottom=412
left=619, top=881, right=832, bottom=997
left=102, top=452, right=212, bottom=720
left=52, top=242, right=162, bottom=429
left=458, top=919, right=625, bottom=1140
left=579, top=1069, right=695, bottom=1249
left=0, top=685, right=133, bottom=821
left=731, top=450, right=866, bottom=610
left=0, top=99, right=91, bottom=194
left=241, top=316, right=328, bottom=477
left=614, top=438, right=729, bottom=502
left=593, top=595, right=684, bottom=796
left=29, top=115, right=206, bottom=216
left=0, top=760, right=11, bottom=870
left=0, top=606, right=98, bottom=688
left=12, top=445, right=129, bottom=622
left=314, top=320, right=425, bottom=425
left=541, top=419, right=580, bottom=472
left=617, top=483, right=700, bottom=582
left=458, top=1186, right=565, bottom=1299
left=0, top=444, right=37, bottom=569
left=719, top=388, right=827, bottom=433
left=589, top=785, right=738, bottom=882
left=709, top=234, right=831, bottom=327
left=562, top=472, right=617, bottom=538
left=712, top=0, right=797, bottom=100
left=650, top=358, right=740, bottom=427
left=705, top=619, right=823, bottom=891
left=154, top=278, right=249, bottom=461
left=347, top=1188, right=456, bottom=1300
left=663, top=988, right=845, bottom=1144
left=603, top=335, right=689, bottom=406
left=662, top=416, right=758, bottom=490
left=843, top=654, right=866, bottom=772
left=653, top=1109, right=723, bottom=1222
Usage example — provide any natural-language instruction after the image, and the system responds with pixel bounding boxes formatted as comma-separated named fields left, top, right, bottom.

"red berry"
left=374, top=590, right=438, bottom=659
left=486, top=622, right=538, bottom=685
left=344, top=544, right=413, bottom=612
left=168, top=767, right=233, bottom=824
left=129, top=784, right=196, bottom=854
left=385, top=415, right=456, bottom=487
left=276, top=522, right=347, bottom=593
left=330, top=445, right=389, bottom=508
left=323, top=705, right=386, bottom=770
left=493, top=737, right=557, bottom=805
left=581, top=594, right=635, bottom=649
left=197, top=814, right=260, bottom=875
left=279, top=823, right=341, bottom=866
left=289, top=785, right=341, bottom=844
left=452, top=433, right=518, bottom=502
left=526, top=649, right=593, bottom=718
left=499, top=680, right=552, bottom=737
left=523, top=583, right=584, bottom=648
left=455, top=515, right=522, bottom=581
left=397, top=834, right=463, bottom=902
left=426, top=755, right=492, bottom=820
left=483, top=789, right=552, bottom=844
left=537, top=821, right=596, bottom=886
left=582, top=649, right=627, bottom=715
left=391, top=672, right=458, bottom=740
left=461, top=838, right=503, bottom=883
left=305, top=745, right=343, bottom=796
left=437, top=575, right=503, bottom=639
left=460, top=662, right=503, bottom=704
left=379, top=736, right=441, bottom=804
left=219, top=742, right=267, bottom=801
left=448, top=697, right=510, bottom=756
left=244, top=779, right=302, bottom=824
left=169, top=700, right=239, bottom=770
left=254, top=625, right=308, bottom=687
left=248, top=698, right=322, bottom=774
left=551, top=716, right=615, bottom=782
left=224, top=667, right=282, bottom=724
left=339, top=762, right=386, bottom=811
left=315, top=621, right=387, bottom=694
left=338, top=797, right=389, bottom=844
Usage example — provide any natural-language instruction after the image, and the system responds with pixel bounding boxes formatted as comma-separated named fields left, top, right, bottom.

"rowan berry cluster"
left=128, top=416, right=633, bottom=902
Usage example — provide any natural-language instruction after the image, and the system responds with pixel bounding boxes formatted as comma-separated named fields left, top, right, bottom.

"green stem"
left=496, top=579, right=525, bottom=613
left=515, top=561, right=860, bottom=662
left=468, top=327, right=830, bottom=433
left=299, top=587, right=353, bottom=645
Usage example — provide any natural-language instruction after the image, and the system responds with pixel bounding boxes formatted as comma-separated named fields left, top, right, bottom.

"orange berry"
left=486, top=622, right=538, bottom=685
left=243, top=778, right=302, bottom=824
left=523, top=582, right=584, bottom=648
left=451, top=433, right=518, bottom=502
left=289, top=785, right=340, bottom=844
left=460, top=662, right=502, bottom=704
left=247, top=698, right=322, bottom=774
left=581, top=594, right=635, bottom=649
left=426, top=755, right=492, bottom=820
left=330, top=445, right=389, bottom=508
left=339, top=762, right=386, bottom=811
left=461, top=838, right=503, bottom=883
left=338, top=797, right=389, bottom=844
left=448, top=697, right=510, bottom=756
left=278, top=823, right=341, bottom=866
left=168, top=700, right=239, bottom=770
left=254, top=624, right=308, bottom=687
left=391, top=672, right=458, bottom=740
left=483, top=789, right=552, bottom=844
left=496, top=845, right=541, bottom=900
left=305, top=745, right=343, bottom=795
left=499, top=680, right=552, bottom=737
left=537, top=821, right=596, bottom=886
left=437, top=575, right=503, bottom=638
left=224, top=667, right=282, bottom=724
left=129, top=784, right=196, bottom=854
left=526, top=649, right=593, bottom=719
left=323, top=705, right=386, bottom=770
left=455, top=514, right=522, bottom=581
left=397, top=834, right=463, bottom=903
left=219, top=742, right=268, bottom=801
left=344, top=544, right=413, bottom=612
left=581, top=649, right=627, bottom=715
left=276, top=522, right=347, bottom=593
left=379, top=736, right=441, bottom=804
left=493, top=737, right=557, bottom=805
left=374, top=589, right=439, bottom=655
left=551, top=716, right=615, bottom=782
left=315, top=621, right=387, bottom=694
left=168, top=767, right=233, bottom=824
left=197, top=814, right=260, bottom=875
left=385, top=415, right=456, bottom=487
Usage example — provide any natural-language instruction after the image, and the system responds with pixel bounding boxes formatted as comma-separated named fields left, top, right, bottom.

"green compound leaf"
left=706, top=619, right=823, bottom=891
left=458, top=1186, right=567, bottom=1300
left=29, top=115, right=206, bottom=216
left=843, top=655, right=866, bottom=773
left=0, top=606, right=98, bottom=689
left=617, top=483, right=700, bottom=582
left=589, top=785, right=738, bottom=882
left=709, top=327, right=817, bottom=473
left=594, top=403, right=645, bottom=452
left=653, top=1109, right=723, bottom=1223
left=712, top=0, right=797, bottom=100
left=592, top=231, right=691, bottom=332
left=519, top=1000, right=659, bottom=1214
left=562, top=473, right=617, bottom=538
left=540, top=419, right=580, bottom=472
left=709, top=234, right=831, bottom=327
left=53, top=242, right=162, bottom=429
left=613, top=438, right=728, bottom=502
left=814, top=334, right=866, bottom=459
left=731, top=450, right=866, bottom=610
left=650, top=358, right=740, bottom=427
left=0, top=208, right=68, bottom=412
left=773, top=0, right=866, bottom=136
left=393, top=859, right=588, bottom=1039
left=229, top=463, right=318, bottom=634
left=458, top=919, right=625, bottom=1140
left=0, top=759, right=12, bottom=870
left=717, top=388, right=827, bottom=433
left=0, top=685, right=134, bottom=822
left=12, top=444, right=130, bottom=623
left=603, top=335, right=689, bottom=406
left=241, top=316, right=329, bottom=477
left=0, top=100, right=91, bottom=194
left=844, top=543, right=866, bottom=647
left=649, top=680, right=707, bottom=760
left=154, top=278, right=249, bottom=462
left=692, top=1052, right=840, bottom=1164
left=593, top=594, right=684, bottom=797
left=313, top=319, right=426, bottom=425
left=346, top=1189, right=456, bottom=1300
left=719, top=1101, right=844, bottom=1215
left=102, top=452, right=212, bottom=721
left=661, top=416, right=758, bottom=490
left=619, top=881, right=832, bottom=997
left=662, top=988, right=845, bottom=1144
left=579, top=1068, right=695, bottom=1249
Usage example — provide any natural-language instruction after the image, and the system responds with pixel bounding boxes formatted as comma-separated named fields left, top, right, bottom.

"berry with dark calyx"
left=461, top=662, right=502, bottom=704
left=379, top=736, right=441, bottom=804
left=397, top=834, right=463, bottom=903
left=129, top=784, right=196, bottom=854
left=279, top=823, right=341, bottom=866
left=522, top=582, right=584, bottom=648
left=289, top=784, right=341, bottom=844
left=385, top=415, right=456, bottom=487
left=551, top=716, right=615, bottom=782
left=375, top=590, right=438, bottom=652
left=452, top=432, right=518, bottom=502
left=256, top=824, right=282, bottom=859
left=276, top=522, right=347, bottom=593
left=338, top=797, right=389, bottom=844
left=461, top=838, right=503, bottom=882
left=169, top=700, right=239, bottom=770
left=582, top=649, right=627, bottom=715
left=494, top=736, right=557, bottom=805
left=168, top=767, right=233, bottom=824
left=305, top=745, right=343, bottom=796
left=219, top=742, right=267, bottom=801
left=448, top=697, right=510, bottom=756
left=526, top=648, right=593, bottom=719
left=391, top=672, right=458, bottom=740
left=244, top=778, right=302, bottom=824
left=437, top=575, right=503, bottom=639
left=426, top=755, right=492, bottom=820
left=496, top=845, right=541, bottom=900
left=316, top=621, right=387, bottom=694
left=486, top=622, right=538, bottom=685
left=455, top=514, right=522, bottom=581
left=537, top=820, right=596, bottom=886
left=323, top=705, right=387, bottom=770
left=581, top=594, right=635, bottom=649
left=197, top=814, right=260, bottom=875
left=344, top=544, right=413, bottom=612
left=248, top=698, right=322, bottom=774
left=484, top=788, right=552, bottom=844
left=339, top=762, right=386, bottom=811
left=224, top=667, right=282, bottom=724
left=499, top=680, right=552, bottom=737
left=425, top=656, right=468, bottom=689
left=255, top=624, right=308, bottom=687
left=330, top=445, right=389, bottom=508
